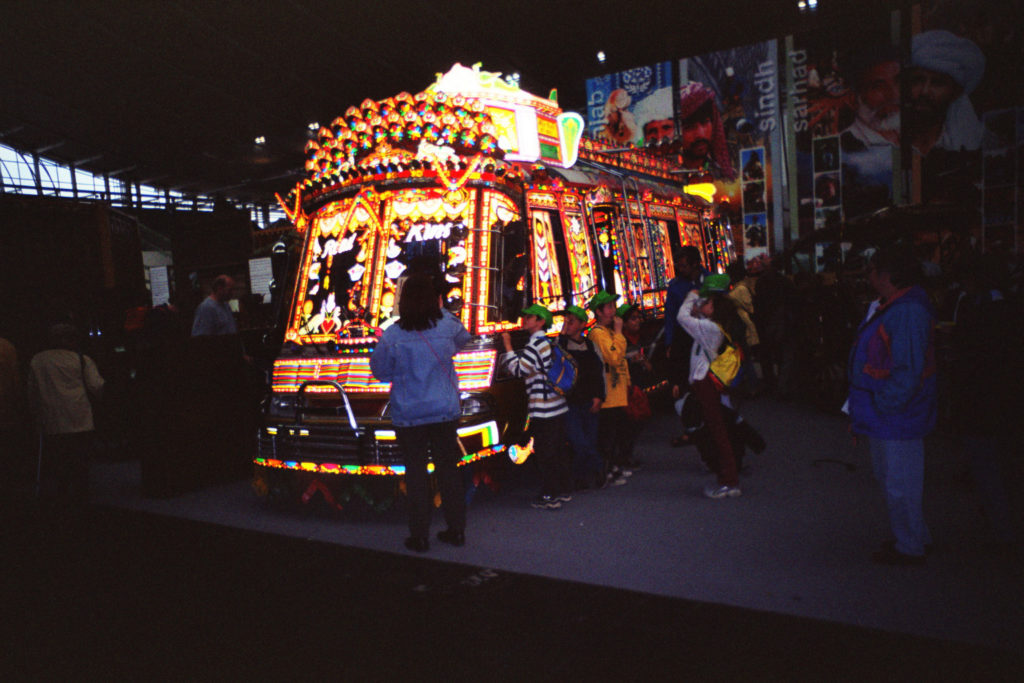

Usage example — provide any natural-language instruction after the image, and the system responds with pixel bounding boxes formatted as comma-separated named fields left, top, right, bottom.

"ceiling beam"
left=34, top=141, right=65, bottom=154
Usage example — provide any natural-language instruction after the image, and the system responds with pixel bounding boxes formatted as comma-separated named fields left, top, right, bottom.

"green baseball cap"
left=560, top=305, right=588, bottom=322
left=615, top=303, right=635, bottom=318
left=699, top=273, right=731, bottom=296
left=587, top=289, right=617, bottom=311
left=520, top=303, right=553, bottom=327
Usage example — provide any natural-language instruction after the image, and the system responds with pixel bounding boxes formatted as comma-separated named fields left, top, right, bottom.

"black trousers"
left=396, top=421, right=466, bottom=540
left=530, top=415, right=570, bottom=497
left=598, top=406, right=633, bottom=469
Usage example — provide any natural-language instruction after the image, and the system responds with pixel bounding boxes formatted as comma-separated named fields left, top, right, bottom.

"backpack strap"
left=702, top=325, right=734, bottom=362
left=539, top=338, right=556, bottom=398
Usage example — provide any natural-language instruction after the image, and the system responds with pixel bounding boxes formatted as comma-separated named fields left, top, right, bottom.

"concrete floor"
left=87, top=395, right=1023, bottom=654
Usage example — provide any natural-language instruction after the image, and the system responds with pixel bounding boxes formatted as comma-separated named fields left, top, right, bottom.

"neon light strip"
left=254, top=444, right=504, bottom=476
left=474, top=191, right=521, bottom=335
left=455, top=420, right=500, bottom=446
left=271, top=349, right=496, bottom=394
left=560, top=203, right=599, bottom=302
left=373, top=421, right=496, bottom=445
left=460, top=185, right=478, bottom=330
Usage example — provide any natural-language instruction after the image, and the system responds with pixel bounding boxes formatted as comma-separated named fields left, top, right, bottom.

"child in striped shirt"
left=500, top=303, right=570, bottom=509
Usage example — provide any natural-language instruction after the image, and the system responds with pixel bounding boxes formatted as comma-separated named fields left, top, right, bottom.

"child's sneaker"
left=610, top=465, right=632, bottom=479
left=606, top=470, right=629, bottom=486
left=703, top=482, right=742, bottom=499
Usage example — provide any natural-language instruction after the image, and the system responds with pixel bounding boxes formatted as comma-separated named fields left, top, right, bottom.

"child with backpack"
left=677, top=274, right=748, bottom=499
left=500, top=303, right=571, bottom=509
left=557, top=305, right=606, bottom=491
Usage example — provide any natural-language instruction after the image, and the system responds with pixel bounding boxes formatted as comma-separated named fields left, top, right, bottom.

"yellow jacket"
left=728, top=280, right=760, bottom=347
left=588, top=324, right=630, bottom=408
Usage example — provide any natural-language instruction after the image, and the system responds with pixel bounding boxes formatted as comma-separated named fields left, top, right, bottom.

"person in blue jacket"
left=664, top=246, right=705, bottom=367
left=370, top=272, right=472, bottom=553
left=847, top=246, right=937, bottom=565
left=666, top=246, right=706, bottom=447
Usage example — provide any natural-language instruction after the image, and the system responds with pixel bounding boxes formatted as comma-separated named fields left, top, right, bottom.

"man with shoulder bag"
left=28, top=323, right=105, bottom=510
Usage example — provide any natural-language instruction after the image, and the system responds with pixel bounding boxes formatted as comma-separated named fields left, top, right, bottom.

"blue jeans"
left=565, top=403, right=601, bottom=481
left=870, top=437, right=932, bottom=556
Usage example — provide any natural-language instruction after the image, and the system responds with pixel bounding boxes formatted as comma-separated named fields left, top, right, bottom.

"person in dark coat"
left=558, top=305, right=606, bottom=490
left=666, top=246, right=706, bottom=446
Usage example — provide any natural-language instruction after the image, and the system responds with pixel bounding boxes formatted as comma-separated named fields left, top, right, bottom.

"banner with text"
left=785, top=13, right=897, bottom=243
left=679, top=40, right=782, bottom=261
left=585, top=62, right=675, bottom=148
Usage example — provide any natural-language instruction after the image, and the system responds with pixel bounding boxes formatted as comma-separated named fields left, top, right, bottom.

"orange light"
left=683, top=182, right=716, bottom=203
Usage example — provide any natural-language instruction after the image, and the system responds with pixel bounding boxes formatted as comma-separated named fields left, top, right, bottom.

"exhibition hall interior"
left=1, top=1, right=1021, bottom=679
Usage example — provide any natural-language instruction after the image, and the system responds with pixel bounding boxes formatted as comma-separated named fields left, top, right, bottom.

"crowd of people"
left=0, top=273, right=256, bottom=512
left=2, top=248, right=1019, bottom=563
left=378, top=242, right=774, bottom=552
left=436, top=242, right=1021, bottom=564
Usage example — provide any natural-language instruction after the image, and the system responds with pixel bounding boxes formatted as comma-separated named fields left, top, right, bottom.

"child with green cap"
left=500, top=303, right=571, bottom=509
left=587, top=289, right=631, bottom=486
left=677, top=273, right=746, bottom=498
left=557, top=304, right=606, bottom=490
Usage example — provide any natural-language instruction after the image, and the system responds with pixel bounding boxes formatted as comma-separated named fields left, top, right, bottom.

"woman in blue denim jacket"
left=370, top=272, right=472, bottom=553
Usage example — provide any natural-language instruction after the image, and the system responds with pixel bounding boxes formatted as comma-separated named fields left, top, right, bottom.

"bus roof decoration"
left=431, top=63, right=583, bottom=169
left=279, top=63, right=695, bottom=225
left=294, top=87, right=505, bottom=199
left=576, top=135, right=681, bottom=181
left=285, top=63, right=586, bottom=213
left=274, top=63, right=733, bottom=346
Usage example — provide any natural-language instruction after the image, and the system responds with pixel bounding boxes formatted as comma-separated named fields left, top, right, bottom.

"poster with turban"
left=915, top=0, right=1023, bottom=258
left=585, top=62, right=674, bottom=148
left=784, top=13, right=896, bottom=245
left=678, top=40, right=782, bottom=262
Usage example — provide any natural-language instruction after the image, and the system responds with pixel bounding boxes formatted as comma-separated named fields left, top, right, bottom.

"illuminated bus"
left=254, top=64, right=725, bottom=506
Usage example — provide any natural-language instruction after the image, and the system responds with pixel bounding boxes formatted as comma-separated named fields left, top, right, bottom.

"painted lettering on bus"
left=403, top=221, right=464, bottom=242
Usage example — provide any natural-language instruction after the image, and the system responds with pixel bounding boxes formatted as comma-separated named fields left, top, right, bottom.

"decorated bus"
left=254, top=64, right=730, bottom=508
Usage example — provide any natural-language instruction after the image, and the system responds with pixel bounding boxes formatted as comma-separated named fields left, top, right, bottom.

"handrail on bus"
left=296, top=380, right=361, bottom=432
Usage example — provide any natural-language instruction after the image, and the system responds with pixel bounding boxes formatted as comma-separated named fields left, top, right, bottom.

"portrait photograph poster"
left=585, top=62, right=674, bottom=148
left=679, top=40, right=781, bottom=261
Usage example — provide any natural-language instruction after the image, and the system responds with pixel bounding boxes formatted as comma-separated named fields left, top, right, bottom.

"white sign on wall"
left=149, top=265, right=170, bottom=306
left=249, top=257, right=273, bottom=300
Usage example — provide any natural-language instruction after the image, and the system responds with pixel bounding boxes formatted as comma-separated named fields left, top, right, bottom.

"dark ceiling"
left=0, top=0, right=895, bottom=207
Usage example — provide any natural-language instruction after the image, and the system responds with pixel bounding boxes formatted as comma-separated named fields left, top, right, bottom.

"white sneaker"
left=606, top=471, right=628, bottom=486
left=703, top=482, right=742, bottom=499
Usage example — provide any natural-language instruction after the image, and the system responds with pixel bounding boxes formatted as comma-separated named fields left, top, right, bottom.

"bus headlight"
left=460, top=392, right=493, bottom=417
left=267, top=394, right=297, bottom=417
